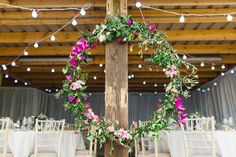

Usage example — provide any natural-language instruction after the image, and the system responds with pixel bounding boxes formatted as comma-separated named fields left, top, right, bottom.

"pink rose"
left=69, top=59, right=77, bottom=69
left=150, top=24, right=157, bottom=32
left=107, top=126, right=115, bottom=132
left=66, top=75, right=72, bottom=82
left=93, top=115, right=100, bottom=123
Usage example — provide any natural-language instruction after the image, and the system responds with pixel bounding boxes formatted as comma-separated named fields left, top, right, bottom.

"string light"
left=138, top=64, right=142, bottom=69
left=11, top=61, right=16, bottom=67
left=211, top=65, right=215, bottom=71
left=56, top=89, right=59, bottom=92
left=5, top=74, right=9, bottom=78
left=154, top=83, right=157, bottom=87
left=221, top=64, right=225, bottom=69
left=128, top=75, right=131, bottom=79
left=23, top=50, right=29, bottom=56
left=93, top=76, right=97, bottom=80
left=24, top=82, right=28, bottom=86
left=214, top=82, right=217, bottom=86
left=230, top=70, right=235, bottom=74
left=197, top=88, right=201, bottom=92
left=2, top=65, right=7, bottom=70
left=221, top=72, right=225, bottom=76
left=80, top=8, right=86, bottom=16
left=72, top=19, right=77, bottom=26
left=34, top=42, right=39, bottom=48
left=51, top=68, right=55, bottom=73
left=27, top=67, right=31, bottom=72
left=50, top=35, right=56, bottom=41
left=183, top=55, right=187, bottom=60
left=131, top=74, right=134, bottom=78
left=14, top=80, right=18, bottom=84
left=179, top=14, right=185, bottom=23
left=89, top=93, right=92, bottom=96
left=31, top=9, right=38, bottom=18
left=139, top=93, right=142, bottom=96
left=200, top=62, right=205, bottom=67
left=154, top=91, right=157, bottom=94
left=136, top=1, right=142, bottom=8
left=227, top=14, right=233, bottom=22
left=202, top=89, right=206, bottom=93
left=143, top=81, right=146, bottom=85
left=48, top=89, right=51, bottom=93
left=207, top=88, right=210, bottom=91
left=99, top=64, right=103, bottom=68
left=104, top=69, right=106, bottom=73
left=45, top=89, right=48, bottom=92
left=164, top=84, right=167, bottom=87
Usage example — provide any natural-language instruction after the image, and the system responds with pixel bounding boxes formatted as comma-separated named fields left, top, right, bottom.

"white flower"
left=106, top=32, right=111, bottom=36
left=101, top=24, right=106, bottom=29
left=99, top=34, right=106, bottom=42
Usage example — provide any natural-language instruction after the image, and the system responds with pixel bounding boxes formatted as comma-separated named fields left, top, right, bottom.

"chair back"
left=135, top=135, right=158, bottom=157
left=180, top=116, right=216, bottom=157
left=34, top=119, right=65, bottom=157
left=0, top=118, right=10, bottom=156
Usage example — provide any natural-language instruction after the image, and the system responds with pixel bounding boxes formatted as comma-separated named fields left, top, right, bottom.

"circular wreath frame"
left=57, top=16, right=199, bottom=152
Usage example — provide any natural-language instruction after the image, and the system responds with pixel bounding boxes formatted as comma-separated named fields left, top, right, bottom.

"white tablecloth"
left=157, top=130, right=236, bottom=157
left=7, top=130, right=85, bottom=157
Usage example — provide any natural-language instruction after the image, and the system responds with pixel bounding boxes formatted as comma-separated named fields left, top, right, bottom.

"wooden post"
left=105, top=0, right=128, bottom=157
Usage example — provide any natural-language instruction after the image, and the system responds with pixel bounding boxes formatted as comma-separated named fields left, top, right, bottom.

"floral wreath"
left=57, top=16, right=198, bottom=153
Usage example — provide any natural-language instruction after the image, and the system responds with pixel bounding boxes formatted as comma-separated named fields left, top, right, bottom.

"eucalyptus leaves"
left=57, top=16, right=198, bottom=152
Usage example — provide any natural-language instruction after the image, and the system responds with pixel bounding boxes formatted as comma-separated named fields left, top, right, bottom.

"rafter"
left=1, top=30, right=236, bottom=44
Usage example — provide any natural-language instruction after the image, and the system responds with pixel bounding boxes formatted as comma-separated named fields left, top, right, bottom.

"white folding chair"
left=0, top=118, right=13, bottom=157
left=30, top=119, right=65, bottom=157
left=180, top=116, right=220, bottom=157
left=135, top=136, right=171, bottom=157
left=75, top=138, right=97, bottom=157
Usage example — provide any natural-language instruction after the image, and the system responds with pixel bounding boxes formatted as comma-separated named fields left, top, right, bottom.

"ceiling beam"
left=2, top=0, right=236, bottom=8
left=1, top=30, right=236, bottom=44
left=0, top=44, right=236, bottom=56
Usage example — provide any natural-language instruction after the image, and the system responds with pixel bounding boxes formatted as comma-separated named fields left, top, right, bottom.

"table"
left=7, top=130, right=85, bottom=157
left=157, top=130, right=236, bottom=157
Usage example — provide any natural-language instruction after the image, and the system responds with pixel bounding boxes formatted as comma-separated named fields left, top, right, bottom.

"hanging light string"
left=0, top=3, right=93, bottom=66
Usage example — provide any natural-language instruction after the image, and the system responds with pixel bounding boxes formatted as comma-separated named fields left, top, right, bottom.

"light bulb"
left=207, top=88, right=210, bottom=91
left=163, top=68, right=166, bottom=72
left=164, top=84, right=167, bottom=87
left=143, top=81, right=146, bottom=85
left=32, top=9, right=38, bottom=18
left=197, top=88, right=201, bottom=92
left=183, top=55, right=187, bottom=60
left=5, top=74, right=9, bottom=78
left=14, top=80, right=18, bottom=83
left=139, top=93, right=142, bottom=96
left=11, top=61, right=16, bottom=66
left=200, top=62, right=205, bottom=67
left=24, top=82, right=28, bottom=86
left=99, top=64, right=103, bottom=67
left=50, top=35, right=56, bottom=41
left=56, top=89, right=59, bottom=92
left=221, top=72, right=225, bottom=76
left=179, top=14, right=185, bottom=23
left=154, top=83, right=157, bottom=87
left=128, top=75, right=131, bottom=79
left=214, top=82, right=217, bottom=86
left=136, top=1, right=142, bottom=8
left=72, top=19, right=77, bottom=26
left=104, top=69, right=106, bottom=73
left=48, top=89, right=51, bottom=93
left=221, top=64, right=225, bottom=69
left=227, top=14, right=233, bottom=22
left=230, top=70, right=235, bottom=74
left=51, top=68, right=55, bottom=73
left=24, top=50, right=28, bottom=56
left=27, top=67, right=31, bottom=72
left=211, top=65, right=215, bottom=71
left=93, top=76, right=97, bottom=80
left=2, top=64, right=7, bottom=70
left=45, top=89, right=48, bottom=92
left=202, top=89, right=206, bottom=93
left=138, top=64, right=142, bottom=69
left=131, top=74, right=134, bottom=78
left=34, top=42, right=39, bottom=48
left=89, top=93, right=92, bottom=96
left=80, top=8, right=86, bottom=16
left=154, top=91, right=157, bottom=94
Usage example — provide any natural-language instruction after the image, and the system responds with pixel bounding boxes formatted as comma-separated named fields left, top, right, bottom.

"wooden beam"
left=0, top=69, right=2, bottom=87
left=1, top=30, right=236, bottom=44
left=2, top=0, right=236, bottom=8
left=1, top=44, right=236, bottom=56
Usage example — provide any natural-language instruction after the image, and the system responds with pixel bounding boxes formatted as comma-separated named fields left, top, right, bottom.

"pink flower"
left=66, top=75, right=73, bottom=82
left=84, top=120, right=89, bottom=125
left=107, top=126, right=115, bottom=132
left=134, top=32, right=139, bottom=38
left=117, top=38, right=125, bottom=44
left=86, top=103, right=91, bottom=109
left=131, top=121, right=138, bottom=129
left=165, top=65, right=177, bottom=78
left=93, top=115, right=100, bottom=123
left=68, top=95, right=74, bottom=102
left=178, top=118, right=186, bottom=124
left=69, top=59, right=77, bottom=69
left=86, top=108, right=95, bottom=120
left=69, top=80, right=85, bottom=90
left=174, top=97, right=186, bottom=111
left=155, top=102, right=162, bottom=109
left=146, top=19, right=151, bottom=25
left=76, top=38, right=90, bottom=50
left=181, top=113, right=187, bottom=119
left=127, top=19, right=133, bottom=26
left=150, top=24, right=157, bottom=32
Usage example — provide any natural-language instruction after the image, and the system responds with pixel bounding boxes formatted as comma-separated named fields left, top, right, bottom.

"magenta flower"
left=178, top=118, right=186, bottom=124
left=134, top=32, right=139, bottom=38
left=86, top=103, right=91, bottom=109
left=127, top=19, right=133, bottom=26
left=117, top=38, right=125, bottom=44
left=76, top=38, right=90, bottom=50
left=181, top=113, right=187, bottom=119
left=150, top=24, right=157, bottom=32
left=66, top=75, right=73, bottom=82
left=175, top=97, right=186, bottom=111
left=69, top=59, right=77, bottom=69
left=68, top=95, right=74, bottom=102
left=84, top=120, right=89, bottom=125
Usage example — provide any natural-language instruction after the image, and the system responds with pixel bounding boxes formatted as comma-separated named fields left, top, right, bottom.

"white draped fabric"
left=7, top=131, right=85, bottom=157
